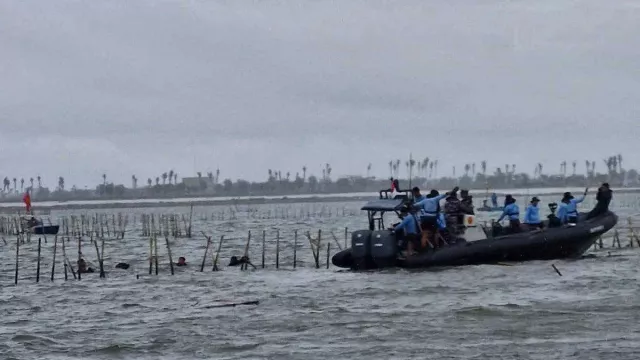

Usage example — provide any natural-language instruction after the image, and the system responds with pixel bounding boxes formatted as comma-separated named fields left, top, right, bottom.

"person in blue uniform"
left=411, top=187, right=425, bottom=203
left=497, top=194, right=520, bottom=232
left=558, top=188, right=588, bottom=224
left=391, top=205, right=421, bottom=257
left=523, top=197, right=542, bottom=230
left=413, top=186, right=459, bottom=248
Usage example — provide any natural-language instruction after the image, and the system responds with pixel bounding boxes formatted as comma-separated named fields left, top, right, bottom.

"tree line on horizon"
left=1, top=155, right=635, bottom=201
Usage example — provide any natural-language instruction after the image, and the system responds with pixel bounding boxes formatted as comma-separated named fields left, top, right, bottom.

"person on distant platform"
left=587, top=183, right=612, bottom=219
left=497, top=195, right=520, bottom=232
left=523, top=197, right=543, bottom=230
left=391, top=205, right=421, bottom=257
left=491, top=193, right=499, bottom=208
left=558, top=188, right=588, bottom=224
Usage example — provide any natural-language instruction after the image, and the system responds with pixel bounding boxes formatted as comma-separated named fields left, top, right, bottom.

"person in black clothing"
left=587, top=183, right=613, bottom=219
left=460, top=189, right=474, bottom=215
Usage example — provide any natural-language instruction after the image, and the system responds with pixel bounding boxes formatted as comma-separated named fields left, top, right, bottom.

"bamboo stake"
left=77, top=236, right=82, bottom=281
left=166, top=236, right=174, bottom=275
left=14, top=236, right=19, bottom=285
left=154, top=235, right=159, bottom=275
left=276, top=230, right=280, bottom=269
left=36, top=238, right=42, bottom=282
left=211, top=235, right=224, bottom=271
left=241, top=231, right=252, bottom=271
left=326, top=242, right=330, bottom=269
left=261, top=230, right=266, bottom=269
left=149, top=236, right=153, bottom=275
left=201, top=233, right=211, bottom=272
left=51, top=235, right=58, bottom=281
left=293, top=230, right=297, bottom=269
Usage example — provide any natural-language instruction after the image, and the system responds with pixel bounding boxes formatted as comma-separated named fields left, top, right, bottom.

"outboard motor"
left=351, top=230, right=373, bottom=270
left=370, top=230, right=398, bottom=268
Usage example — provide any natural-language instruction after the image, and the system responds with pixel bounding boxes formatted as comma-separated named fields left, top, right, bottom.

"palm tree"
left=162, top=172, right=168, bottom=185
left=409, top=158, right=416, bottom=180
left=215, top=168, right=220, bottom=183
left=617, top=154, right=623, bottom=172
left=388, top=161, right=393, bottom=177
left=268, top=169, right=273, bottom=181
left=302, top=166, right=307, bottom=181
left=147, top=178, right=152, bottom=187
left=481, top=160, right=487, bottom=176
left=471, top=163, right=476, bottom=177
left=207, top=172, right=213, bottom=183
left=585, top=160, right=590, bottom=177
left=429, top=162, right=434, bottom=178
left=395, top=160, right=400, bottom=178
left=572, top=161, right=577, bottom=176
left=2, top=177, right=7, bottom=192
left=20, top=178, right=24, bottom=192
left=13, top=178, right=17, bottom=192
left=366, top=163, right=372, bottom=178
left=168, top=170, right=174, bottom=185
left=512, top=164, right=516, bottom=174
left=102, top=173, right=107, bottom=186
left=58, top=176, right=64, bottom=191
left=286, top=172, right=291, bottom=181
left=405, top=161, right=410, bottom=178
left=590, top=161, right=595, bottom=175
left=132, top=175, right=137, bottom=189
left=174, top=173, right=178, bottom=184
left=434, top=160, right=439, bottom=178
left=452, top=166, right=456, bottom=178
left=505, top=164, right=510, bottom=174
left=464, top=164, right=471, bottom=177
left=155, top=177, right=160, bottom=186
left=538, top=163, right=543, bottom=177
left=37, top=175, right=42, bottom=188
left=29, top=177, right=34, bottom=190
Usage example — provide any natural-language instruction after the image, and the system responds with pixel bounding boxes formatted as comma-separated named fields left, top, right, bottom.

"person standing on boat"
left=523, top=197, right=542, bottom=230
left=413, top=186, right=458, bottom=248
left=391, top=205, right=421, bottom=257
left=444, top=190, right=463, bottom=235
left=460, top=189, right=474, bottom=215
left=497, top=195, right=520, bottom=232
left=558, top=188, right=588, bottom=224
left=411, top=187, right=425, bottom=203
left=587, top=183, right=612, bottom=219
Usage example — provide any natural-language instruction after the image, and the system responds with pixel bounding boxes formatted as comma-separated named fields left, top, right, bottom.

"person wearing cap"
left=587, top=183, right=613, bottom=219
left=391, top=205, right=421, bottom=257
left=497, top=194, right=521, bottom=232
left=413, top=186, right=459, bottom=248
left=523, top=197, right=543, bottom=230
left=557, top=188, right=588, bottom=224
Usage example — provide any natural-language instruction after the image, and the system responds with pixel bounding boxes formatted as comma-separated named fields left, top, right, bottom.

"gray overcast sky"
left=1, top=0, right=639, bottom=188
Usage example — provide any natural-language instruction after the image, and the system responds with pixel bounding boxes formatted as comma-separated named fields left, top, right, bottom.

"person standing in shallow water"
left=523, top=197, right=542, bottom=230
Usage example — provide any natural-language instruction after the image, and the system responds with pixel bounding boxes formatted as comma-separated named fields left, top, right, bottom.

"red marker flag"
left=23, top=191, right=31, bottom=213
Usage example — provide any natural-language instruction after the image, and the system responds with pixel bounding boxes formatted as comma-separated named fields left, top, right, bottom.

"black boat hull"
left=31, top=225, right=60, bottom=235
left=332, top=211, right=618, bottom=270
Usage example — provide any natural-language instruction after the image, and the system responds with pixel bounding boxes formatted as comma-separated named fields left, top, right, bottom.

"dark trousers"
left=568, top=215, right=578, bottom=224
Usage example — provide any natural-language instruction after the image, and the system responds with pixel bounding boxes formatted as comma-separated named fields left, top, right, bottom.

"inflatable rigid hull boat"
left=331, top=192, right=618, bottom=270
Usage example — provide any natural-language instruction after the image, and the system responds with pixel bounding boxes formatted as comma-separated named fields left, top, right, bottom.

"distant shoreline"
left=0, top=186, right=638, bottom=212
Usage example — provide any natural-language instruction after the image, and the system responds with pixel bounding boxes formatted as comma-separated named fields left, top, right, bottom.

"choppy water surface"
left=2, top=193, right=640, bottom=359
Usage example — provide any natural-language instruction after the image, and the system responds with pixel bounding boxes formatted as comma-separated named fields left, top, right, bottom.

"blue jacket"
left=558, top=196, right=585, bottom=223
left=437, top=213, right=446, bottom=229
left=413, top=195, right=426, bottom=203
left=498, top=203, right=520, bottom=222
left=414, top=193, right=447, bottom=217
left=523, top=204, right=541, bottom=224
left=394, top=214, right=421, bottom=235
